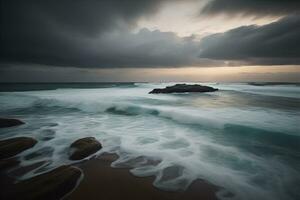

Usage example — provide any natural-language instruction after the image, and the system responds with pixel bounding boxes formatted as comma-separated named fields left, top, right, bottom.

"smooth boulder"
left=0, top=118, right=24, bottom=128
left=69, top=137, right=102, bottom=160
left=0, top=137, right=37, bottom=159
left=149, top=84, right=218, bottom=94
left=5, top=165, right=82, bottom=200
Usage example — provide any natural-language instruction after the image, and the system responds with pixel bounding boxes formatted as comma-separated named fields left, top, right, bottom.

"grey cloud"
left=1, top=0, right=299, bottom=69
left=0, top=0, right=220, bottom=68
left=201, top=0, right=300, bottom=16
left=88, top=29, right=219, bottom=68
left=1, top=0, right=163, bottom=37
left=1, top=26, right=220, bottom=68
left=199, top=15, right=300, bottom=65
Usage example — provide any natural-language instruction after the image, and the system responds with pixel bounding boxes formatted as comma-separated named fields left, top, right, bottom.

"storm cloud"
left=201, top=0, right=300, bottom=16
left=199, top=15, right=300, bottom=65
left=1, top=0, right=212, bottom=68
left=0, top=0, right=300, bottom=70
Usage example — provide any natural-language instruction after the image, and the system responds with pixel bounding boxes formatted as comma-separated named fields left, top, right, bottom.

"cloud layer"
left=1, top=0, right=222, bottom=68
left=199, top=15, right=300, bottom=65
left=0, top=0, right=299, bottom=70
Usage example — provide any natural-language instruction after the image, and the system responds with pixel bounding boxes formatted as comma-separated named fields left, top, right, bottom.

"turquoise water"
left=0, top=82, right=299, bottom=200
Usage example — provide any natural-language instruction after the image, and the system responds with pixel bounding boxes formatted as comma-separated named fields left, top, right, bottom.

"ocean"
left=0, top=82, right=299, bottom=200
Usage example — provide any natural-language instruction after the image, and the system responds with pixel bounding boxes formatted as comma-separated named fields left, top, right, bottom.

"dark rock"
left=149, top=84, right=218, bottom=94
left=69, top=137, right=102, bottom=160
left=4, top=165, right=82, bottom=200
left=0, top=118, right=24, bottom=128
left=0, top=137, right=37, bottom=159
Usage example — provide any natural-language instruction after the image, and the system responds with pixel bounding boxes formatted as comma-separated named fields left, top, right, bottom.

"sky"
left=1, top=0, right=300, bottom=82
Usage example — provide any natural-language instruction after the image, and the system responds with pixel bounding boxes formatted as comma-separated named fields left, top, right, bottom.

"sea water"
left=0, top=82, right=299, bottom=200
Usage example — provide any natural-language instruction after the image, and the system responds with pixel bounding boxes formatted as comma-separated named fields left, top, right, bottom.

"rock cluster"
left=0, top=118, right=102, bottom=199
left=149, top=84, right=218, bottom=94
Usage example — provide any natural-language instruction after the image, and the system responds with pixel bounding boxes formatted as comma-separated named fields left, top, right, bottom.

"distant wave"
left=0, top=82, right=138, bottom=92
left=247, top=82, right=300, bottom=86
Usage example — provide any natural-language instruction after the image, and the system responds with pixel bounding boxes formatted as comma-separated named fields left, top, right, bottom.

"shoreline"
left=0, top=152, right=219, bottom=200
left=0, top=118, right=219, bottom=200
left=66, top=153, right=219, bottom=200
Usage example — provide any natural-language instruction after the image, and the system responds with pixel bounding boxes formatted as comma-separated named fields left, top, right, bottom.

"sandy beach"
left=0, top=153, right=218, bottom=200
left=67, top=153, right=218, bottom=200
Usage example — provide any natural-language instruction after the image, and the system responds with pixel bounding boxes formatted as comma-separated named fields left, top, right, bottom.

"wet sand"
left=66, top=153, right=218, bottom=200
left=0, top=153, right=219, bottom=200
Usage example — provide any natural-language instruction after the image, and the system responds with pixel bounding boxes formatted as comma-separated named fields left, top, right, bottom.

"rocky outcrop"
left=0, top=118, right=24, bottom=128
left=0, top=137, right=37, bottom=159
left=149, top=84, right=218, bottom=94
left=4, top=165, right=82, bottom=200
left=69, top=137, right=102, bottom=160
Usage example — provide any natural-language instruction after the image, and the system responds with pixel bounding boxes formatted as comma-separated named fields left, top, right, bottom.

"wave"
left=209, top=83, right=300, bottom=99
left=0, top=82, right=139, bottom=92
left=11, top=96, right=298, bottom=160
left=247, top=82, right=300, bottom=86
left=3, top=93, right=298, bottom=139
left=1, top=85, right=299, bottom=200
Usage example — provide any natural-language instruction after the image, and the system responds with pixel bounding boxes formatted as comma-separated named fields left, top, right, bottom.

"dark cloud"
left=0, top=0, right=220, bottom=68
left=1, top=0, right=162, bottom=37
left=88, top=29, right=196, bottom=67
left=1, top=0, right=299, bottom=70
left=201, top=0, right=300, bottom=16
left=199, top=15, right=300, bottom=65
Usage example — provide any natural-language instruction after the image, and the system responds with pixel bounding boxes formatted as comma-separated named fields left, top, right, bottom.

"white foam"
left=0, top=83, right=299, bottom=200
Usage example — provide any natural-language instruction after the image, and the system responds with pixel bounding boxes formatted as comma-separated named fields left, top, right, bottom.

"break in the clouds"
left=0, top=0, right=300, bottom=74
left=199, top=14, right=300, bottom=65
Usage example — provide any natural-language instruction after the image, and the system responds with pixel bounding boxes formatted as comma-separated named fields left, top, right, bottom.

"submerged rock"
left=0, top=118, right=24, bottom=128
left=69, top=137, right=102, bottom=160
left=0, top=137, right=37, bottom=159
left=5, top=165, right=82, bottom=200
left=149, top=84, right=218, bottom=94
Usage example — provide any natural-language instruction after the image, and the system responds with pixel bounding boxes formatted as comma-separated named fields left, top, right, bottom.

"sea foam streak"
left=0, top=83, right=299, bottom=200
